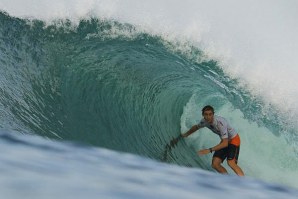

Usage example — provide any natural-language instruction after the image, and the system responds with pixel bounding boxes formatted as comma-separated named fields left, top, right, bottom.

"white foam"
left=1, top=130, right=298, bottom=199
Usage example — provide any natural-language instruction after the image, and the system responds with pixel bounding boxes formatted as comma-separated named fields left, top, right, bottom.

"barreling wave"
left=1, top=11, right=298, bottom=187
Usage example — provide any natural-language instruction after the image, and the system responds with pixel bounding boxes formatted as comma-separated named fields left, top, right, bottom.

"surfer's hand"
left=170, top=138, right=177, bottom=147
left=170, top=135, right=182, bottom=147
left=198, top=149, right=210, bottom=155
left=170, top=137, right=179, bottom=147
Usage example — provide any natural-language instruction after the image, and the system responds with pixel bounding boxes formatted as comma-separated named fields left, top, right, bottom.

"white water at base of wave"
left=1, top=131, right=298, bottom=199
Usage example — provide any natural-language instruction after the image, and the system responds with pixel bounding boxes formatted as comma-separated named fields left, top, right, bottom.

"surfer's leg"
left=211, top=157, right=228, bottom=174
left=227, top=144, right=244, bottom=176
left=212, top=147, right=228, bottom=174
left=227, top=159, right=244, bottom=176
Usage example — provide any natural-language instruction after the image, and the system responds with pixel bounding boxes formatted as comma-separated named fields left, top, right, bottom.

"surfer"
left=171, top=105, right=244, bottom=176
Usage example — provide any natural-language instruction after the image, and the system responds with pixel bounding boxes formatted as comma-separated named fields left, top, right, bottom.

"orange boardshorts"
left=229, top=134, right=240, bottom=146
left=213, top=134, right=241, bottom=162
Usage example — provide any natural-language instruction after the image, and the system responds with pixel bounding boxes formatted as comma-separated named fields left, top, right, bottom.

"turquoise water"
left=1, top=1, right=298, bottom=197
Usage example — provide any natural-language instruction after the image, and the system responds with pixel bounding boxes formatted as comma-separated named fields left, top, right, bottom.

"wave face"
left=0, top=12, right=204, bottom=163
left=1, top=0, right=298, bottom=190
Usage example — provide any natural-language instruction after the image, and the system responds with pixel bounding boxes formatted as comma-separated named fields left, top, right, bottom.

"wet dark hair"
left=201, top=105, right=214, bottom=115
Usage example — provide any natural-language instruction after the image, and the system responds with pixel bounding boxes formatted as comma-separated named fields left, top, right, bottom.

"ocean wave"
left=1, top=11, right=298, bottom=188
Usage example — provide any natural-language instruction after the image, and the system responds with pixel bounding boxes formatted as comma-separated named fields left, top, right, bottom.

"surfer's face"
left=203, top=110, right=214, bottom=124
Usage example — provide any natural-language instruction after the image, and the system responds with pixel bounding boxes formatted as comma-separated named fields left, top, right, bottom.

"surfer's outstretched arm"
left=182, top=125, right=200, bottom=137
left=169, top=125, right=200, bottom=147
left=198, top=138, right=228, bottom=155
